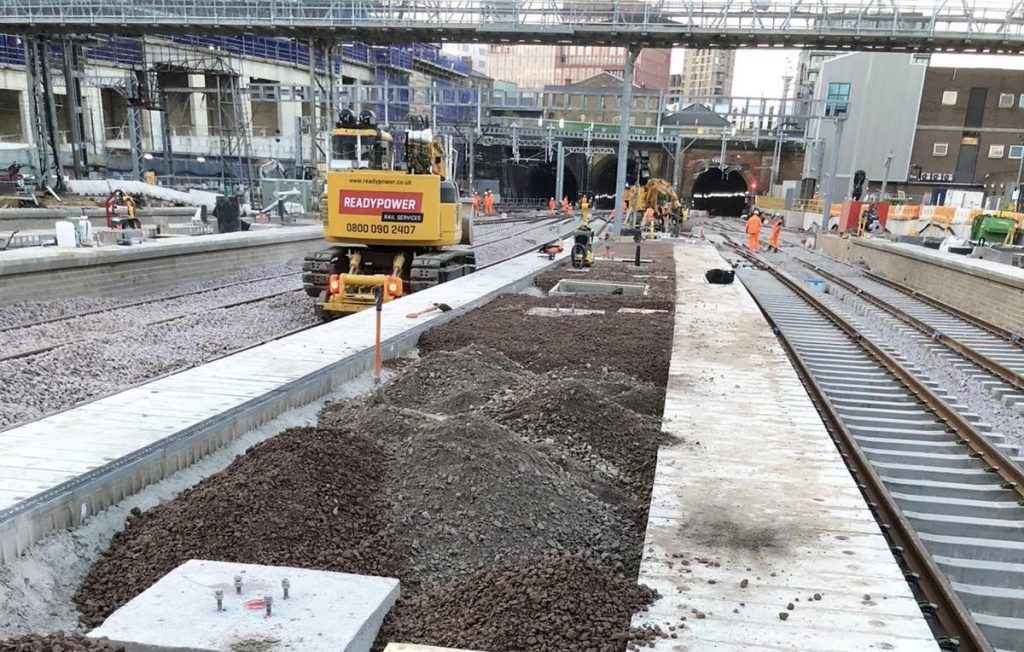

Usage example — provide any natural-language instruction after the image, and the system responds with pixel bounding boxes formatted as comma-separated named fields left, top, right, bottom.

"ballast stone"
left=88, top=559, right=399, bottom=652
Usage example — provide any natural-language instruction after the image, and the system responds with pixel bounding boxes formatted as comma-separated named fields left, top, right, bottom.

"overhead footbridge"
left=2, top=0, right=1022, bottom=53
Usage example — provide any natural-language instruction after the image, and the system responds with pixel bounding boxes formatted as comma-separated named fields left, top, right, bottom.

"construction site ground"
left=0, top=239, right=677, bottom=651
left=0, top=235, right=938, bottom=651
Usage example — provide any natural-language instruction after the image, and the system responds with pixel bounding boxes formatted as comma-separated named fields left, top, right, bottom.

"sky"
left=671, top=49, right=1024, bottom=98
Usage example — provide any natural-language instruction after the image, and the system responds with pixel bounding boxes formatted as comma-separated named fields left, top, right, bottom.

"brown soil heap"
left=418, top=294, right=673, bottom=387
left=74, top=428, right=396, bottom=627
left=376, top=557, right=661, bottom=652
left=0, top=633, right=124, bottom=651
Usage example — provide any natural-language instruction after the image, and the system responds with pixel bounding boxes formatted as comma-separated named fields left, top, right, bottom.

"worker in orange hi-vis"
left=745, top=209, right=763, bottom=253
left=561, top=196, right=570, bottom=214
left=472, top=192, right=480, bottom=217
left=549, top=197, right=556, bottom=215
left=485, top=190, right=495, bottom=215
left=767, top=216, right=783, bottom=252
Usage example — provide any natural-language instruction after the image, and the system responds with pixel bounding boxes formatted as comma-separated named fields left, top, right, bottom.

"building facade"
left=441, top=43, right=488, bottom=74
left=803, top=52, right=927, bottom=200
left=0, top=35, right=480, bottom=182
left=487, top=45, right=670, bottom=92
left=670, top=49, right=734, bottom=105
left=541, top=73, right=662, bottom=127
left=910, top=66, right=1024, bottom=205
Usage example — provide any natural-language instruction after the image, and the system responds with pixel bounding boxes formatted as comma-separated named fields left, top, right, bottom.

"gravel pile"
left=376, top=557, right=661, bottom=652
left=419, top=294, right=673, bottom=386
left=380, top=409, right=639, bottom=589
left=546, top=368, right=666, bottom=417
left=0, top=292, right=314, bottom=429
left=483, top=379, right=667, bottom=513
left=74, top=427, right=396, bottom=627
left=0, top=633, right=123, bottom=652
left=374, top=345, right=531, bottom=414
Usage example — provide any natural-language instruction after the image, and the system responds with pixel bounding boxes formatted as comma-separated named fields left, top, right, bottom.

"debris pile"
left=0, top=633, right=124, bottom=652
left=74, top=427, right=396, bottom=627
left=379, top=410, right=639, bottom=589
left=376, top=557, right=661, bottom=652
left=483, top=378, right=667, bottom=514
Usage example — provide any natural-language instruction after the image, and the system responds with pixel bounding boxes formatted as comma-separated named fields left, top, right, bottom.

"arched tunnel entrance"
left=692, top=167, right=748, bottom=217
left=589, top=156, right=638, bottom=209
left=506, top=161, right=579, bottom=203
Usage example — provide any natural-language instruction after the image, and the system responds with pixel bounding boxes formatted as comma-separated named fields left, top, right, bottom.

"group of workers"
left=744, top=208, right=783, bottom=253
left=471, top=190, right=496, bottom=217
left=547, top=195, right=593, bottom=223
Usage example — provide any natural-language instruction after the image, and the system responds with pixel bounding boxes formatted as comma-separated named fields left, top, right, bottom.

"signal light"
left=328, top=274, right=340, bottom=295
left=750, top=179, right=759, bottom=192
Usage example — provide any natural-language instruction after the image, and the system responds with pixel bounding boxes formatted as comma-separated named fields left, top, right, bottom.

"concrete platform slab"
left=89, top=559, right=399, bottom=652
left=0, top=225, right=325, bottom=304
left=631, top=242, right=937, bottom=650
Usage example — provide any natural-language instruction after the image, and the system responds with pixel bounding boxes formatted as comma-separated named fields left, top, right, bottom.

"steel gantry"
left=1, top=1, right=1023, bottom=52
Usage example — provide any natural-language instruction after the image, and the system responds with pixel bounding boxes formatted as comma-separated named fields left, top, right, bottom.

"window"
left=825, top=82, right=851, bottom=116
left=1000, top=93, right=1015, bottom=108
left=1010, top=145, right=1024, bottom=160
left=941, top=91, right=958, bottom=105
left=932, top=142, right=949, bottom=157
left=989, top=144, right=1005, bottom=158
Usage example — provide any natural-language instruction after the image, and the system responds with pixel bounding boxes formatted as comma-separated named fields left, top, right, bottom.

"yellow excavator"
left=626, top=178, right=682, bottom=230
left=301, top=111, right=473, bottom=320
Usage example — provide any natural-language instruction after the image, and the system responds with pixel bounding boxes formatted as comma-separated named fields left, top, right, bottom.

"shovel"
left=406, top=302, right=453, bottom=319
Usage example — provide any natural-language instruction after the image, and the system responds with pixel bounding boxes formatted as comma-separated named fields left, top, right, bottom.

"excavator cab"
left=304, top=111, right=474, bottom=321
left=329, top=109, right=393, bottom=171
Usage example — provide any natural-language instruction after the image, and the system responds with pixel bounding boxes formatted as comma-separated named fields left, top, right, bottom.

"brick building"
left=910, top=67, right=1024, bottom=206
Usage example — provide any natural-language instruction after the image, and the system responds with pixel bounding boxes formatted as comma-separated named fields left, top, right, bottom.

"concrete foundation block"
left=89, top=559, right=400, bottom=652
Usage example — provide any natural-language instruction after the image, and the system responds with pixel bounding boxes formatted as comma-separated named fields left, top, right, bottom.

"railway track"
left=0, top=219, right=591, bottom=432
left=792, top=257, right=1024, bottom=408
left=720, top=241, right=1024, bottom=652
left=470, top=216, right=573, bottom=248
left=0, top=271, right=300, bottom=334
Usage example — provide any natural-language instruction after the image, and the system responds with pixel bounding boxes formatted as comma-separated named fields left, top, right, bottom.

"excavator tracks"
left=302, top=247, right=478, bottom=298
left=301, top=247, right=345, bottom=298
left=409, top=250, right=477, bottom=293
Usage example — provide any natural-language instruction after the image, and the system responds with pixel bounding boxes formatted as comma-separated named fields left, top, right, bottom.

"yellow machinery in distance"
left=302, top=111, right=474, bottom=320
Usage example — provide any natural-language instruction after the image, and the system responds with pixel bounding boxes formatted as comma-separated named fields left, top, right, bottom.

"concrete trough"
left=548, top=278, right=648, bottom=297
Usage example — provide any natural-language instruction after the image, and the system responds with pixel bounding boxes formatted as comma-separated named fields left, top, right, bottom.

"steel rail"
left=725, top=242, right=994, bottom=651
left=0, top=287, right=305, bottom=363
left=863, top=270, right=1024, bottom=350
left=0, top=271, right=300, bottom=334
left=764, top=300, right=985, bottom=652
left=798, top=261, right=1024, bottom=392
left=731, top=245, right=1024, bottom=499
